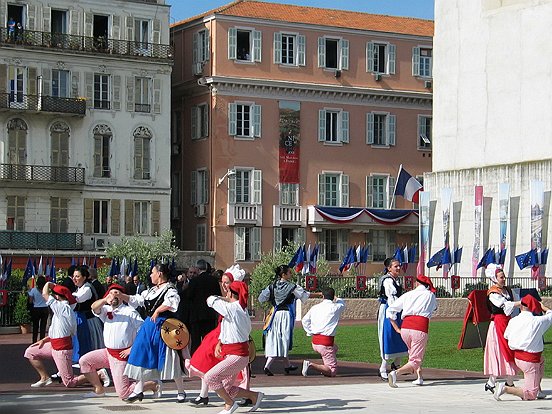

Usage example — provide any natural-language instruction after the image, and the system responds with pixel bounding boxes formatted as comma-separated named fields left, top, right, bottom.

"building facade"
left=425, top=0, right=552, bottom=279
left=0, top=0, right=173, bottom=264
left=171, top=0, right=433, bottom=273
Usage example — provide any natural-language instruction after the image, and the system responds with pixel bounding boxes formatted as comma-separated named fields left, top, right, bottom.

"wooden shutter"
left=366, top=112, right=374, bottom=144
left=251, top=227, right=261, bottom=261
left=124, top=200, right=134, bottom=235
left=152, top=78, right=161, bottom=113
left=84, top=199, right=93, bottom=234
left=296, top=228, right=306, bottom=244
left=191, top=170, right=197, bottom=205
left=228, top=172, right=236, bottom=204
left=126, top=16, right=134, bottom=41
left=112, top=15, right=121, bottom=40
left=317, top=37, right=325, bottom=67
left=338, top=230, right=349, bottom=260
left=388, top=177, right=396, bottom=209
left=111, top=199, right=120, bottom=236
left=228, top=28, right=237, bottom=60
left=341, top=174, right=349, bottom=207
left=71, top=72, right=80, bottom=98
left=112, top=75, right=121, bottom=111
left=151, top=200, right=160, bottom=235
left=318, top=174, right=325, bottom=205
left=202, top=170, right=209, bottom=204
left=27, top=4, right=37, bottom=31
left=192, top=32, right=199, bottom=64
left=152, top=19, right=161, bottom=44
left=202, top=105, right=209, bottom=138
left=133, top=137, right=142, bottom=179
left=273, top=228, right=282, bottom=253
left=70, top=10, right=80, bottom=35
left=366, top=176, right=373, bottom=207
left=297, top=35, right=306, bottom=66
left=318, top=109, right=326, bottom=142
left=93, top=135, right=101, bottom=176
left=341, top=111, right=349, bottom=143
left=412, top=47, right=420, bottom=76
left=0, top=64, right=7, bottom=93
left=85, top=72, right=93, bottom=108
left=42, top=68, right=51, bottom=96
left=43, top=7, right=51, bottom=32
left=27, top=67, right=37, bottom=96
left=191, top=106, right=198, bottom=139
left=366, top=42, right=374, bottom=72
left=273, top=32, right=282, bottom=64
left=388, top=115, right=396, bottom=146
left=252, top=104, right=261, bottom=137
left=235, top=227, right=245, bottom=261
left=388, top=44, right=396, bottom=74
left=204, top=28, right=210, bottom=60
left=253, top=30, right=262, bottom=62
left=0, top=1, right=5, bottom=33
left=340, top=39, right=349, bottom=70
left=126, top=76, right=134, bottom=112
left=252, top=169, right=262, bottom=204
left=228, top=103, right=237, bottom=136
left=418, top=115, right=426, bottom=148
left=84, top=12, right=93, bottom=37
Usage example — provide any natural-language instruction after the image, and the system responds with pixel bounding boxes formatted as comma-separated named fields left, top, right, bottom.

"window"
left=133, top=126, right=152, bottom=180
left=50, top=121, right=69, bottom=168
left=318, top=109, right=349, bottom=143
left=368, top=230, right=396, bottom=261
left=228, top=28, right=262, bottom=62
left=228, top=102, right=261, bottom=139
left=366, top=112, right=396, bottom=146
left=93, top=200, right=109, bottom=234
left=273, top=227, right=305, bottom=252
left=134, top=201, right=149, bottom=235
left=134, top=19, right=149, bottom=51
left=320, top=229, right=348, bottom=261
left=418, top=115, right=432, bottom=150
left=412, top=47, right=432, bottom=78
left=135, top=77, right=151, bottom=112
left=318, top=37, right=349, bottom=70
left=50, top=197, right=68, bottom=233
left=366, top=42, right=396, bottom=74
left=235, top=227, right=261, bottom=261
left=273, top=32, right=305, bottom=66
left=367, top=175, right=396, bottom=209
left=197, top=224, right=207, bottom=251
left=8, top=66, right=25, bottom=107
left=52, top=69, right=70, bottom=98
left=191, top=169, right=209, bottom=205
left=6, top=195, right=25, bottom=231
left=191, top=103, right=208, bottom=139
left=193, top=29, right=210, bottom=63
left=228, top=169, right=262, bottom=204
left=280, top=183, right=299, bottom=206
left=7, top=118, right=27, bottom=166
left=93, top=124, right=112, bottom=177
left=94, top=74, right=110, bottom=109
left=318, top=172, right=349, bottom=207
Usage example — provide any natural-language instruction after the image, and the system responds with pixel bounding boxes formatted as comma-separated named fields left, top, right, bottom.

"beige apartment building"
left=170, top=0, right=433, bottom=273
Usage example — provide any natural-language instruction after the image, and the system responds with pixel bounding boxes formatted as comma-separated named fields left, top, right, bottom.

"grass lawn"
left=251, top=320, right=552, bottom=377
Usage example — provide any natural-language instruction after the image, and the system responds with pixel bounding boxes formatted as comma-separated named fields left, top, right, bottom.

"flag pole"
left=389, top=164, right=402, bottom=209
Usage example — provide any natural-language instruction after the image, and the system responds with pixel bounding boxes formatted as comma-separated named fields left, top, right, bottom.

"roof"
left=172, top=0, right=434, bottom=37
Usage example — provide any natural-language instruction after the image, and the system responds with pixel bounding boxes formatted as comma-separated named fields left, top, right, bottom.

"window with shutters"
left=194, top=29, right=210, bottom=63
left=6, top=195, right=25, bottom=231
left=279, top=183, right=298, bottom=206
left=191, top=169, right=209, bottom=205
left=366, top=42, right=396, bottom=75
left=417, top=115, right=432, bottom=150
left=133, top=126, right=152, bottom=180
left=135, top=77, right=151, bottom=113
left=8, top=66, right=26, bottom=108
left=50, top=121, right=69, bottom=168
left=412, top=47, right=432, bottom=78
left=134, top=201, right=149, bottom=235
left=93, top=124, right=111, bottom=177
left=94, top=74, right=110, bottom=109
left=234, top=227, right=261, bottom=261
left=51, top=70, right=70, bottom=98
left=134, top=19, right=149, bottom=52
left=273, top=227, right=305, bottom=252
left=7, top=118, right=27, bottom=166
left=50, top=197, right=68, bottom=233
left=197, top=224, right=207, bottom=251
left=273, top=32, right=305, bottom=66
left=366, top=112, right=396, bottom=147
left=228, top=168, right=262, bottom=205
left=318, top=109, right=349, bottom=144
left=318, top=172, right=349, bottom=207
left=318, top=37, right=349, bottom=70
left=320, top=229, right=348, bottom=262
left=191, top=103, right=208, bottom=140
left=228, top=102, right=261, bottom=139
left=228, top=27, right=261, bottom=62
left=367, top=174, right=396, bottom=209
left=93, top=200, right=109, bottom=234
left=368, top=230, right=390, bottom=262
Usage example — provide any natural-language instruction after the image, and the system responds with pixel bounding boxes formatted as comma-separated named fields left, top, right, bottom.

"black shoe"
left=264, top=367, right=274, bottom=376
left=484, top=383, right=495, bottom=394
left=238, top=398, right=253, bottom=407
left=50, top=373, right=62, bottom=384
left=176, top=392, right=187, bottom=403
left=391, top=362, right=400, bottom=371
left=191, top=396, right=209, bottom=405
left=124, top=392, right=144, bottom=403
left=284, top=365, right=298, bottom=374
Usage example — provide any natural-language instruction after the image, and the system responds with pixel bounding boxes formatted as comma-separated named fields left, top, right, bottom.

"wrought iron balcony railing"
left=0, top=27, right=173, bottom=60
left=0, top=164, right=85, bottom=184
left=0, top=93, right=86, bottom=115
left=0, top=231, right=83, bottom=250
left=135, top=103, right=151, bottom=113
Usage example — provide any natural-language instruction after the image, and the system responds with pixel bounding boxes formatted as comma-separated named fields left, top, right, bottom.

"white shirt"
left=73, top=283, right=93, bottom=303
left=207, top=296, right=251, bottom=344
left=47, top=296, right=77, bottom=338
left=386, top=285, right=437, bottom=321
left=489, top=291, right=516, bottom=316
left=382, top=276, right=400, bottom=305
left=95, top=303, right=143, bottom=349
left=128, top=284, right=180, bottom=313
left=302, top=298, right=345, bottom=337
left=504, top=310, right=552, bottom=353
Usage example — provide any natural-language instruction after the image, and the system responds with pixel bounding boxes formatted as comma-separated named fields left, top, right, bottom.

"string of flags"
left=288, top=244, right=320, bottom=275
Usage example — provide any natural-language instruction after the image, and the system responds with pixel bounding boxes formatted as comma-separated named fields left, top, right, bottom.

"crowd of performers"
left=23, top=257, right=552, bottom=411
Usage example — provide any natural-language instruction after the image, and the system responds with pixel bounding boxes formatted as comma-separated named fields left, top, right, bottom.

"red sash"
left=514, top=350, right=542, bottom=363
left=312, top=334, right=335, bottom=346
left=401, top=315, right=429, bottom=333
left=107, top=347, right=128, bottom=361
left=50, top=336, right=72, bottom=351
left=492, top=314, right=515, bottom=362
left=221, top=342, right=249, bottom=357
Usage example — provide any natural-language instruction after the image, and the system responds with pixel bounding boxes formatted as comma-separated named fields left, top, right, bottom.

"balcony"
left=0, top=231, right=83, bottom=250
left=0, top=164, right=85, bottom=184
left=135, top=103, right=151, bottom=113
left=227, top=204, right=262, bottom=226
left=273, top=205, right=305, bottom=227
left=0, top=93, right=86, bottom=116
left=0, top=28, right=173, bottom=60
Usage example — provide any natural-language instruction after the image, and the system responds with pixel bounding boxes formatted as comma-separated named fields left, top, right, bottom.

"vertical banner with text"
left=472, top=186, right=483, bottom=278
left=498, top=183, right=509, bottom=266
left=530, top=180, right=545, bottom=286
left=418, top=191, right=430, bottom=277
left=279, top=101, right=301, bottom=184
left=441, top=188, right=453, bottom=278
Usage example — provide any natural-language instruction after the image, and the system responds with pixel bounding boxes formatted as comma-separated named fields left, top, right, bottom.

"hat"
left=103, top=283, right=126, bottom=298
left=51, top=284, right=77, bottom=305
left=229, top=281, right=249, bottom=309
left=485, top=264, right=503, bottom=284
left=224, top=264, right=246, bottom=282
left=521, top=294, right=542, bottom=315
left=416, top=275, right=436, bottom=293
left=160, top=318, right=190, bottom=350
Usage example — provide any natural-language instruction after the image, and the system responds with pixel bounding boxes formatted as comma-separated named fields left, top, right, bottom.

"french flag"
left=394, top=164, right=423, bottom=203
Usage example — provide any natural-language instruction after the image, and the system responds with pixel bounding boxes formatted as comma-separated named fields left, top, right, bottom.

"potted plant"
left=14, top=292, right=32, bottom=334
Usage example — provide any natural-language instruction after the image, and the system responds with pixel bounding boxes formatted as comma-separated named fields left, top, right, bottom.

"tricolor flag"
left=309, top=244, right=319, bottom=274
left=339, top=247, right=356, bottom=273
left=394, top=164, right=423, bottom=203
left=477, top=248, right=496, bottom=269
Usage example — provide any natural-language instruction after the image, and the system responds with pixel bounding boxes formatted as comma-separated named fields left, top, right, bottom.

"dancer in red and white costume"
left=204, top=281, right=264, bottom=414
left=494, top=295, right=552, bottom=401
left=386, top=275, right=437, bottom=387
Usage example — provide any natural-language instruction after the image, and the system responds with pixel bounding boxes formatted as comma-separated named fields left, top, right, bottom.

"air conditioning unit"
left=192, top=62, right=204, bottom=76
left=195, top=203, right=206, bottom=217
left=424, top=80, right=432, bottom=89
left=95, top=238, right=106, bottom=250
left=374, top=73, right=382, bottom=81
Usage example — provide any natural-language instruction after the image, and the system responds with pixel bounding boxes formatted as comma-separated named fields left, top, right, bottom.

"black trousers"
left=31, top=307, right=49, bottom=343
left=189, top=318, right=218, bottom=356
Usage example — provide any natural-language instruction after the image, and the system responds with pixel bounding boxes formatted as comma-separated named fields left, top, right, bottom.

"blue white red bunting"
left=315, top=206, right=417, bottom=225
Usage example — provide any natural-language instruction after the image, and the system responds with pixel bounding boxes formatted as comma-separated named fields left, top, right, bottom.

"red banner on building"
left=279, top=101, right=300, bottom=184
left=305, top=275, right=318, bottom=291
left=356, top=276, right=367, bottom=291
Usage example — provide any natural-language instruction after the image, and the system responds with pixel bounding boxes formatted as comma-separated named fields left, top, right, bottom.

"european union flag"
left=516, top=249, right=537, bottom=270
left=453, top=247, right=463, bottom=264
left=427, top=247, right=451, bottom=269
left=477, top=248, right=496, bottom=269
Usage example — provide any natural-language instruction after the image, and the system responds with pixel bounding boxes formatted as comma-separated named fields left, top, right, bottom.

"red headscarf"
left=521, top=294, right=542, bottom=315
left=229, top=281, right=249, bottom=309
left=416, top=275, right=436, bottom=293
left=51, top=284, right=77, bottom=305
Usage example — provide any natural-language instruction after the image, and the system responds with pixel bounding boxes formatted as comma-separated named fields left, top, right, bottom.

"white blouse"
left=128, top=284, right=180, bottom=313
left=207, top=296, right=251, bottom=344
left=95, top=303, right=144, bottom=349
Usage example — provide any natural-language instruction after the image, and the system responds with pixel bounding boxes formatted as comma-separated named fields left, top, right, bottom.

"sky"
left=167, top=0, right=435, bottom=24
